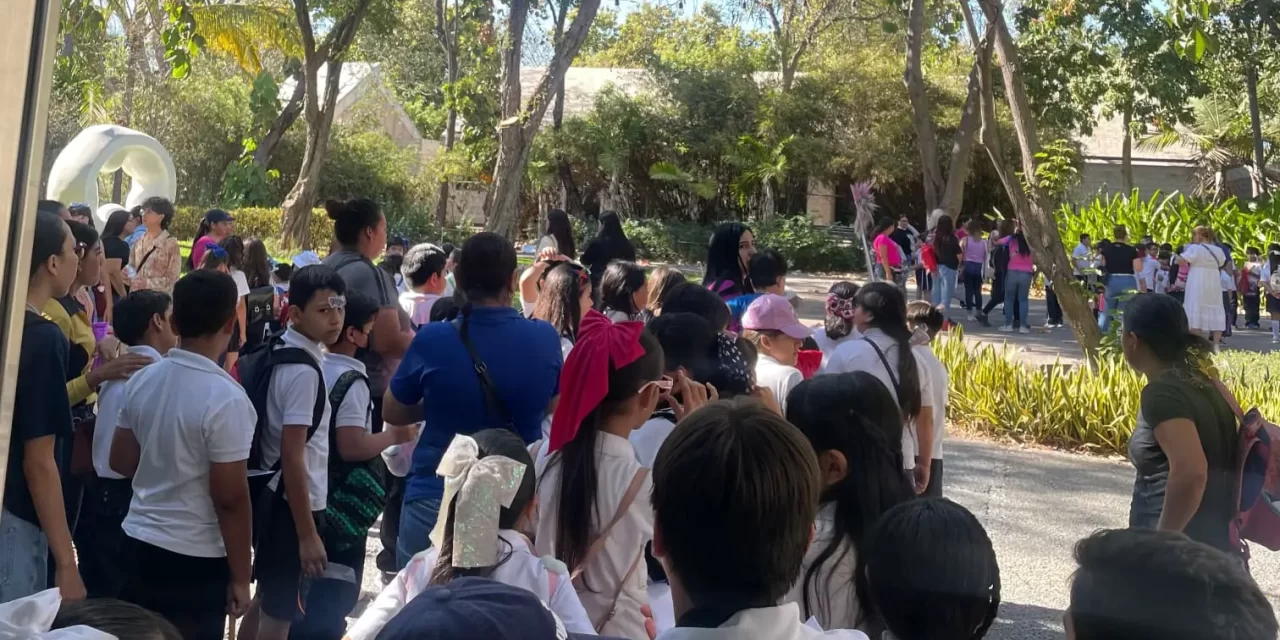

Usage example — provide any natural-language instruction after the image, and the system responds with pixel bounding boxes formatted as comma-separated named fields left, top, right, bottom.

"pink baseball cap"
left=742, top=294, right=813, bottom=340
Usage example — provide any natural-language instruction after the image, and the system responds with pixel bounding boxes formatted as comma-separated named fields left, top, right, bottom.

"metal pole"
left=0, top=0, right=62, bottom=513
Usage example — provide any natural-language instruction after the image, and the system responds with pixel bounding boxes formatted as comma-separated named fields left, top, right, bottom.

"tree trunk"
left=1121, top=108, right=1135, bottom=193
left=434, top=53, right=459, bottom=226
left=905, top=0, right=945, bottom=214
left=114, top=15, right=146, bottom=203
left=975, top=0, right=1102, bottom=358
left=1245, top=62, right=1268, bottom=196
left=938, top=27, right=993, bottom=220
left=550, top=5, right=584, bottom=216
left=484, top=0, right=603, bottom=238
left=255, top=70, right=305, bottom=167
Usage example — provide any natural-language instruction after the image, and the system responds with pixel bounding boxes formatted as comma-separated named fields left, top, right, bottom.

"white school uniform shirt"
left=1154, top=268, right=1170, bottom=294
left=812, top=327, right=860, bottom=372
left=912, top=344, right=948, bottom=460
left=782, top=502, right=860, bottom=632
left=347, top=530, right=594, bottom=640
left=230, top=268, right=251, bottom=298
left=756, top=354, right=804, bottom=414
left=260, top=327, right=332, bottom=511
left=1072, top=243, right=1092, bottom=275
left=655, top=603, right=869, bottom=640
left=398, top=290, right=441, bottom=327
left=323, top=352, right=371, bottom=435
left=533, top=433, right=654, bottom=639
left=92, top=344, right=162, bottom=479
left=630, top=411, right=676, bottom=468
left=118, top=349, right=256, bottom=558
left=821, top=328, right=935, bottom=471
left=1140, top=256, right=1160, bottom=291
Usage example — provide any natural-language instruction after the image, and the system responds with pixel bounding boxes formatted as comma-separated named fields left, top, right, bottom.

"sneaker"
left=967, top=312, right=977, bottom=321
left=978, top=313, right=991, bottom=327
left=1019, top=326, right=1031, bottom=334
left=999, top=325, right=1014, bottom=333
left=1272, top=337, right=1279, bottom=345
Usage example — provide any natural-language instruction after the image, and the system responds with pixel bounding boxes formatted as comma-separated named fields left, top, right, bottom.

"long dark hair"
left=326, top=198, right=383, bottom=249
left=599, top=261, right=647, bottom=317
left=546, top=208, right=577, bottom=259
left=660, top=281, right=732, bottom=331
left=244, top=239, right=272, bottom=289
left=786, top=373, right=915, bottom=626
left=219, top=235, right=245, bottom=271
left=862, top=498, right=1001, bottom=640
left=1010, top=230, right=1032, bottom=257
left=825, top=281, right=860, bottom=340
left=552, top=330, right=664, bottom=574
left=932, top=215, right=957, bottom=256
left=429, top=429, right=537, bottom=585
left=854, top=282, right=922, bottom=419
left=703, top=222, right=754, bottom=294
left=589, top=211, right=634, bottom=264
left=1123, top=293, right=1215, bottom=382
left=533, top=263, right=591, bottom=342
left=102, top=209, right=131, bottom=239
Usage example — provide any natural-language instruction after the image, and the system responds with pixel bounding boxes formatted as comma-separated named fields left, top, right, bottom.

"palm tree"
left=728, top=134, right=791, bottom=220
left=1139, top=96, right=1278, bottom=201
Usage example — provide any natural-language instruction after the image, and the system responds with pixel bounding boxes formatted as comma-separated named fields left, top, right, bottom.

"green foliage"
left=171, top=206, right=333, bottom=244
left=616, top=215, right=858, bottom=272
left=1030, top=139, right=1081, bottom=196
left=936, top=328, right=1280, bottom=455
left=162, top=1, right=206, bottom=79
left=1056, top=190, right=1280, bottom=251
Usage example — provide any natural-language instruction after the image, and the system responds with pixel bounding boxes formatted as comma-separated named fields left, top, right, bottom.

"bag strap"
left=451, top=314, right=515, bottom=431
left=328, top=369, right=371, bottom=465
left=136, top=246, right=159, bottom=272
left=862, top=338, right=901, bottom=398
left=264, top=346, right=327, bottom=473
left=567, top=467, right=650, bottom=633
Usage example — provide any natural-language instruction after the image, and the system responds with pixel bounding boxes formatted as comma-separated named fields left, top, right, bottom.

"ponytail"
left=188, top=218, right=213, bottom=270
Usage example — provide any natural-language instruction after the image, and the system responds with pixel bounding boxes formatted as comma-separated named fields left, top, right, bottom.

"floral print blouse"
left=130, top=230, right=181, bottom=295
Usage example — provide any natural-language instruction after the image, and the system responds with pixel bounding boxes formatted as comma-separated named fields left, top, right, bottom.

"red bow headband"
left=548, top=310, right=647, bottom=452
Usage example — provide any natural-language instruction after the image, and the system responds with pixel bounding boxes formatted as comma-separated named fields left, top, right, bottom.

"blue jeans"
left=0, top=508, right=48, bottom=603
left=932, top=265, right=958, bottom=311
left=1099, top=274, right=1138, bottom=330
left=1004, top=270, right=1033, bottom=328
left=396, top=496, right=442, bottom=569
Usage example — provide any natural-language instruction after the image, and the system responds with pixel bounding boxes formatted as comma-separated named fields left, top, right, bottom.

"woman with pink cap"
left=741, top=294, right=813, bottom=414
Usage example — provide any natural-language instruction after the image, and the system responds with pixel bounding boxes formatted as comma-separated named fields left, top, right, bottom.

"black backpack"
left=323, top=369, right=388, bottom=552
left=243, top=285, right=276, bottom=352
left=239, top=331, right=326, bottom=500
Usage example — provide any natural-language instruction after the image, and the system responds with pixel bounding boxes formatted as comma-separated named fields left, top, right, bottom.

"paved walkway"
left=350, top=438, right=1280, bottom=638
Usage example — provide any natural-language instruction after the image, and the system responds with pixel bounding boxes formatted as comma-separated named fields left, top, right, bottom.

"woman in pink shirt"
left=872, top=217, right=906, bottom=290
left=999, top=225, right=1035, bottom=333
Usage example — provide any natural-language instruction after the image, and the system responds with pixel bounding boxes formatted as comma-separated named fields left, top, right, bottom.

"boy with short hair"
left=1067, top=528, right=1277, bottom=640
left=249, top=265, right=346, bottom=640
left=80, top=290, right=177, bottom=598
left=727, top=249, right=790, bottom=328
left=906, top=301, right=948, bottom=497
left=398, top=243, right=449, bottom=327
left=650, top=399, right=867, bottom=639
left=110, top=271, right=255, bottom=639
left=291, top=291, right=416, bottom=637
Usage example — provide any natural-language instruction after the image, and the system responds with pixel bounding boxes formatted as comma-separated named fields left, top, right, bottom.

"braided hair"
left=862, top=498, right=1001, bottom=640
left=785, top=372, right=916, bottom=628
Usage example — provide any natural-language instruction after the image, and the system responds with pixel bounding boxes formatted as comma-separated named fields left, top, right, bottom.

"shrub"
left=615, top=215, right=859, bottom=272
left=1057, top=190, right=1280, bottom=251
left=172, top=206, right=333, bottom=246
left=935, top=327, right=1280, bottom=455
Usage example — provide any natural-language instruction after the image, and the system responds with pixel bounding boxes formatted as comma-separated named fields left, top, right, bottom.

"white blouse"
left=346, top=529, right=593, bottom=639
left=782, top=503, right=860, bottom=632
left=533, top=432, right=654, bottom=639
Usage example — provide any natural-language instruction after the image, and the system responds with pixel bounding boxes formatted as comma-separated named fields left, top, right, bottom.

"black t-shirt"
left=1128, top=370, right=1237, bottom=553
left=890, top=228, right=914, bottom=259
left=102, top=235, right=130, bottom=264
left=1101, top=242, right=1139, bottom=275
left=3, top=313, right=74, bottom=526
left=933, top=235, right=961, bottom=270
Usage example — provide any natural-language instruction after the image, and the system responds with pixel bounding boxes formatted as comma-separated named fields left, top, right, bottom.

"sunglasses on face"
left=643, top=376, right=675, bottom=394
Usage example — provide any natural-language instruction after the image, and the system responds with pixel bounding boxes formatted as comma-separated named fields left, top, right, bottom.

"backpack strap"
left=262, top=346, right=327, bottom=473
left=567, top=467, right=650, bottom=633
left=328, top=369, right=371, bottom=465
left=451, top=314, right=515, bottom=431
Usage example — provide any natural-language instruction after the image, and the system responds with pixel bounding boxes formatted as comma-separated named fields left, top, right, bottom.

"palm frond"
left=191, top=3, right=301, bottom=75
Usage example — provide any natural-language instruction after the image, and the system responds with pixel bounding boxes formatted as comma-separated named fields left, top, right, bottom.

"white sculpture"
left=46, top=125, right=177, bottom=226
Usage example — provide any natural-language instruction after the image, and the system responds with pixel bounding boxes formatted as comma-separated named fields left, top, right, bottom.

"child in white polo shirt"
left=110, top=271, right=255, bottom=640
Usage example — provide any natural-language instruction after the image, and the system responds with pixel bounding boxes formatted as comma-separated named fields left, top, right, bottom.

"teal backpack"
left=323, top=369, right=389, bottom=552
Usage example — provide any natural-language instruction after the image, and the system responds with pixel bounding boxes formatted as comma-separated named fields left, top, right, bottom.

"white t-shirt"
left=811, top=327, right=859, bottom=372
left=118, top=349, right=256, bottom=558
left=783, top=502, right=859, bottom=631
left=533, top=433, right=653, bottom=639
left=398, top=290, right=441, bottom=327
left=1140, top=256, right=1160, bottom=291
left=756, top=354, right=804, bottom=414
left=231, top=268, right=250, bottom=298
left=93, top=345, right=162, bottom=480
left=347, top=530, right=594, bottom=640
left=323, top=352, right=371, bottom=440
left=821, top=328, right=935, bottom=470
left=912, top=344, right=948, bottom=460
left=261, top=327, right=332, bottom=511
left=1072, top=243, right=1092, bottom=275
left=630, top=413, right=676, bottom=468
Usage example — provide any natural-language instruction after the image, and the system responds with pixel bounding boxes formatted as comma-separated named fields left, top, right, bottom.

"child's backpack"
left=1215, top=380, right=1280, bottom=560
left=323, top=369, right=389, bottom=553
left=243, top=285, right=276, bottom=352
left=238, top=332, right=327, bottom=504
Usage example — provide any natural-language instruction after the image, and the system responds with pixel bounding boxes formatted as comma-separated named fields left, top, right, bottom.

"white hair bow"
left=428, top=434, right=527, bottom=568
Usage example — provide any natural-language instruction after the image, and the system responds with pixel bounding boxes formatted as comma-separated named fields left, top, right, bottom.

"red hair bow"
left=548, top=310, right=646, bottom=453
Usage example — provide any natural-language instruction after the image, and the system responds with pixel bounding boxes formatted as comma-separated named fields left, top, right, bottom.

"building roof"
left=278, top=62, right=378, bottom=106
left=518, top=66, right=653, bottom=121
left=1079, top=112, right=1198, bottom=165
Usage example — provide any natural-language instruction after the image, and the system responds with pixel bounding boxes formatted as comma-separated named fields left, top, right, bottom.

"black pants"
left=1224, top=292, right=1237, bottom=337
left=1046, top=285, right=1063, bottom=325
left=1245, top=294, right=1261, bottom=327
left=923, top=459, right=945, bottom=497
left=369, top=396, right=403, bottom=576
left=962, top=265, right=983, bottom=311
left=75, top=476, right=133, bottom=598
left=121, top=539, right=229, bottom=640
left=289, top=544, right=366, bottom=640
left=982, top=274, right=1020, bottom=325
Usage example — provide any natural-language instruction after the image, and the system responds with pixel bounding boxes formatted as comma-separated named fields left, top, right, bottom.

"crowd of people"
left=0, top=200, right=1276, bottom=640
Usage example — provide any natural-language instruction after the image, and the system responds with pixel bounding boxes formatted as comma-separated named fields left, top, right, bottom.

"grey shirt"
left=323, top=249, right=399, bottom=395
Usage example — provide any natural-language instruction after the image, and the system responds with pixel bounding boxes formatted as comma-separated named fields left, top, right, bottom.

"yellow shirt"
left=42, top=297, right=97, bottom=405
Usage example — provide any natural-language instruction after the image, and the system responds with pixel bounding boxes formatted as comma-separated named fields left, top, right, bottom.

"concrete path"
left=349, top=438, right=1280, bottom=639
